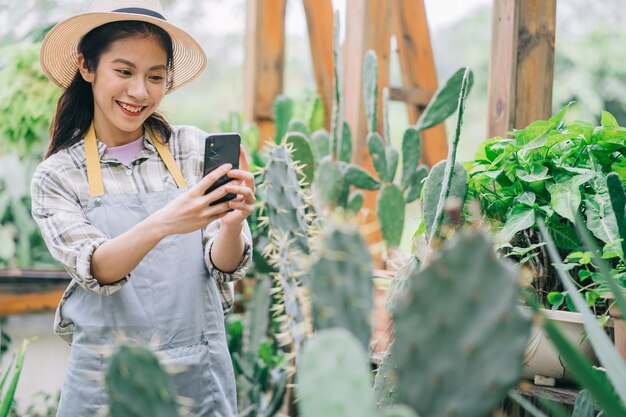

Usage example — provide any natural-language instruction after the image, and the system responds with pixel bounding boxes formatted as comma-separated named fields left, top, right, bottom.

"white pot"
left=523, top=309, right=601, bottom=382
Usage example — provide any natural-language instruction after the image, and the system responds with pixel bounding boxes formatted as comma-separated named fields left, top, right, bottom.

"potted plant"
left=464, top=105, right=626, bottom=381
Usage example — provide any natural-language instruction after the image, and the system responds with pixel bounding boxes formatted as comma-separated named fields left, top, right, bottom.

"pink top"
left=104, top=136, right=145, bottom=165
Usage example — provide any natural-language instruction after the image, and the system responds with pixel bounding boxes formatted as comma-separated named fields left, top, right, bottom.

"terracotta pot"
left=523, top=308, right=601, bottom=382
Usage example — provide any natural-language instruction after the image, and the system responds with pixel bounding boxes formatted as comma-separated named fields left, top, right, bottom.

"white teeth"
left=118, top=102, right=143, bottom=113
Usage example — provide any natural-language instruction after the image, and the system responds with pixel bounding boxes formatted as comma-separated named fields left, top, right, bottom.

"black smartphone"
left=203, top=133, right=241, bottom=206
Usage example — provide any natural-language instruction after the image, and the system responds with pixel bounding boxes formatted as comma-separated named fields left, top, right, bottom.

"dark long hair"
left=45, top=21, right=174, bottom=159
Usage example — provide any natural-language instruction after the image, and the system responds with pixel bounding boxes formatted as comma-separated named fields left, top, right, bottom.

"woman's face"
left=78, top=35, right=168, bottom=146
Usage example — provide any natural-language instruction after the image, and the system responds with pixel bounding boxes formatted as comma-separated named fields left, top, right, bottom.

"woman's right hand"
left=150, top=163, right=235, bottom=237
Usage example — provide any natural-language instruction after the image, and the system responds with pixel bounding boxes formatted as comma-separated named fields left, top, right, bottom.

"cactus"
left=310, top=222, right=373, bottom=350
left=287, top=118, right=311, bottom=139
left=310, top=129, right=330, bottom=162
left=422, top=161, right=468, bottom=238
left=262, top=144, right=311, bottom=254
left=106, top=345, right=181, bottom=417
left=361, top=51, right=474, bottom=249
left=274, top=95, right=294, bottom=144
left=284, top=132, right=316, bottom=186
left=607, top=172, right=626, bottom=259
left=373, top=345, right=399, bottom=408
left=427, top=67, right=472, bottom=243
left=377, top=185, right=405, bottom=248
left=297, top=329, right=419, bottom=417
left=390, top=230, right=531, bottom=417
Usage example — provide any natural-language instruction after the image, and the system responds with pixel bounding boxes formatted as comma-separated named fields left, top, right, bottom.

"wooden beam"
left=388, top=86, right=434, bottom=108
left=243, top=0, right=288, bottom=145
left=393, top=0, right=448, bottom=167
left=343, top=0, right=392, bottom=267
left=303, top=0, right=334, bottom=131
left=343, top=0, right=392, bottom=157
left=487, top=0, right=556, bottom=137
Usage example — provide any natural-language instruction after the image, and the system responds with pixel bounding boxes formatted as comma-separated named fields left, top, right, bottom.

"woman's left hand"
left=221, top=145, right=256, bottom=227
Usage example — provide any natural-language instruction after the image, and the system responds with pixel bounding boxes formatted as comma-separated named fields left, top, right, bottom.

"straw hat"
left=40, top=0, right=207, bottom=92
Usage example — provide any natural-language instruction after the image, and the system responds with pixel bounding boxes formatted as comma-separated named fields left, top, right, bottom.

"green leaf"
left=0, top=340, right=29, bottom=417
left=547, top=220, right=581, bottom=250
left=547, top=292, right=565, bottom=309
left=601, top=111, right=620, bottom=129
left=344, top=164, right=381, bottom=190
left=415, top=67, right=474, bottom=132
left=497, top=206, right=535, bottom=243
left=584, top=197, right=619, bottom=244
left=515, top=192, right=536, bottom=207
left=549, top=181, right=581, bottom=223
left=517, top=164, right=550, bottom=182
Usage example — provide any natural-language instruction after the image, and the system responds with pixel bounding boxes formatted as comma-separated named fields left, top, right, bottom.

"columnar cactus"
left=106, top=345, right=181, bottom=417
left=310, top=221, right=373, bottom=350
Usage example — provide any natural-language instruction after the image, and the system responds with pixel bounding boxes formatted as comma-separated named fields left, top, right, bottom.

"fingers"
left=225, top=184, right=256, bottom=204
left=195, top=163, right=232, bottom=195
left=239, top=145, right=250, bottom=172
left=227, top=169, right=256, bottom=192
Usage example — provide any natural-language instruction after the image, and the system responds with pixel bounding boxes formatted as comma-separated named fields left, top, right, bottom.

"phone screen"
left=203, top=133, right=241, bottom=205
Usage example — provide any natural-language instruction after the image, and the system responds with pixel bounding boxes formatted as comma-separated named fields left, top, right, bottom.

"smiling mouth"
left=117, top=101, right=146, bottom=114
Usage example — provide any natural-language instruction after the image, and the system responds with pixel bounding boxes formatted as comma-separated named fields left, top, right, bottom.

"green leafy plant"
left=466, top=105, right=626, bottom=305
left=0, top=340, right=29, bottom=417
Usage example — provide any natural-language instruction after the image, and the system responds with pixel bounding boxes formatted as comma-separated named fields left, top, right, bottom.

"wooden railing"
left=0, top=269, right=70, bottom=316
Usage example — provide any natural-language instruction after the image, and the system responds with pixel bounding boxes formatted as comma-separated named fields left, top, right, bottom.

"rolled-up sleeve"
left=31, top=166, right=128, bottom=295
left=202, top=219, right=253, bottom=283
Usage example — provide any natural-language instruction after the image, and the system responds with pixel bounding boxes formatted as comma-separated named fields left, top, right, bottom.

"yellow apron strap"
left=85, top=123, right=104, bottom=197
left=84, top=123, right=187, bottom=197
left=145, top=126, right=187, bottom=188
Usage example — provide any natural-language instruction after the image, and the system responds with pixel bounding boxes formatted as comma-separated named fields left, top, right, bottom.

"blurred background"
left=1, top=0, right=626, bottom=414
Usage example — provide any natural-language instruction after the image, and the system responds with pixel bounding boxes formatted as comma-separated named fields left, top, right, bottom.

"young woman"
left=32, top=1, right=253, bottom=415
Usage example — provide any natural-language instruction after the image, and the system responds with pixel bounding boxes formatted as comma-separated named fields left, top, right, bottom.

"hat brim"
left=40, top=11, right=207, bottom=92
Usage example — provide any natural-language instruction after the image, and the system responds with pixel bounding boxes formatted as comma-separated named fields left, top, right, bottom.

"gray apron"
left=55, top=124, right=237, bottom=417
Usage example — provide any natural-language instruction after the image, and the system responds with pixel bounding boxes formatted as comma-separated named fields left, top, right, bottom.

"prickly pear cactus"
left=422, top=160, right=468, bottom=237
left=106, top=345, right=181, bottom=417
left=262, top=144, right=311, bottom=254
left=311, top=222, right=373, bottom=350
left=377, top=184, right=405, bottom=248
left=373, top=346, right=399, bottom=408
left=391, top=230, right=531, bottom=417
left=298, top=329, right=419, bottom=417
left=297, top=329, right=376, bottom=417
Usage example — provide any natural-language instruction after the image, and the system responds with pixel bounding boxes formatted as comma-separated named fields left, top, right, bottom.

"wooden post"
left=303, top=0, right=334, bottom=131
left=343, top=0, right=392, bottom=265
left=393, top=0, right=448, bottom=167
left=243, top=0, right=288, bottom=145
left=487, top=0, right=557, bottom=137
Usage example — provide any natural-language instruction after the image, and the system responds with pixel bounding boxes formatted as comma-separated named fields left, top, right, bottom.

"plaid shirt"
left=31, top=125, right=251, bottom=342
